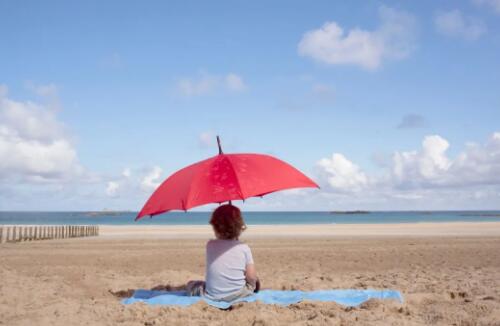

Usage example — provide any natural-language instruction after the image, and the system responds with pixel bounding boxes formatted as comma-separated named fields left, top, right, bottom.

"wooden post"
left=0, top=226, right=3, bottom=244
left=13, top=226, right=17, bottom=242
left=23, top=227, right=27, bottom=241
left=35, top=226, right=38, bottom=240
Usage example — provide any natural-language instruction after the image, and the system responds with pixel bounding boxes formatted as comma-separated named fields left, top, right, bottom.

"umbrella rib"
left=183, top=167, right=200, bottom=210
left=225, top=155, right=245, bottom=200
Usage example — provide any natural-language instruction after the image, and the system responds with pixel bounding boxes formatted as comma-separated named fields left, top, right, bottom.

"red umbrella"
left=136, top=137, right=319, bottom=220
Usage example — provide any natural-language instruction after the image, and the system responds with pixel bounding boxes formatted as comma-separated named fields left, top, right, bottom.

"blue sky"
left=1, top=0, right=499, bottom=211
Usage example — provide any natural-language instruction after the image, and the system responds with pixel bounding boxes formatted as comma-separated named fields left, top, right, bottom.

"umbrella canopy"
left=136, top=137, right=319, bottom=220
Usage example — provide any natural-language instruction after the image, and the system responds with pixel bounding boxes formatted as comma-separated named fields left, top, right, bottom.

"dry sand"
left=1, top=222, right=500, bottom=325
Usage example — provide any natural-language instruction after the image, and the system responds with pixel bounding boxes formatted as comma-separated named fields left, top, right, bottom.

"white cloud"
left=106, top=181, right=119, bottom=197
left=317, top=153, right=370, bottom=192
left=122, top=168, right=131, bottom=178
left=392, top=133, right=500, bottom=189
left=176, top=72, right=246, bottom=96
left=435, top=10, right=486, bottom=40
left=298, top=6, right=417, bottom=70
left=141, top=166, right=163, bottom=192
left=473, top=0, right=500, bottom=14
left=30, top=83, right=59, bottom=98
left=225, top=73, right=246, bottom=91
left=199, top=131, right=215, bottom=149
left=317, top=132, right=500, bottom=194
left=0, top=85, right=83, bottom=182
left=392, top=135, right=452, bottom=188
left=25, top=82, right=61, bottom=110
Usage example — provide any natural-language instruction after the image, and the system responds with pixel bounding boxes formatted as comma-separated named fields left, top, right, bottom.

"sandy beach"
left=1, top=222, right=500, bottom=325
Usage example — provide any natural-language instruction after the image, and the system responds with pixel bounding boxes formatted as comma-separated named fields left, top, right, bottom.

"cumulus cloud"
left=317, top=132, right=500, bottom=199
left=0, top=85, right=83, bottom=182
left=141, top=166, right=163, bottom=192
left=392, top=133, right=500, bottom=189
left=435, top=10, right=486, bottom=40
left=397, top=114, right=428, bottom=129
left=176, top=72, right=246, bottom=96
left=298, top=6, right=417, bottom=70
left=317, top=153, right=370, bottom=192
left=122, top=168, right=131, bottom=178
left=106, top=181, right=119, bottom=197
left=473, top=0, right=500, bottom=14
left=199, top=131, right=216, bottom=149
left=225, top=73, right=246, bottom=91
left=392, top=135, right=452, bottom=188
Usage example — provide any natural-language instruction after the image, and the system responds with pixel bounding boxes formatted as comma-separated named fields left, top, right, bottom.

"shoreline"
left=98, top=221, right=500, bottom=238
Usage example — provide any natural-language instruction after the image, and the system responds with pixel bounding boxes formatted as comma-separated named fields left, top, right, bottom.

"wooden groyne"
left=0, top=225, right=99, bottom=244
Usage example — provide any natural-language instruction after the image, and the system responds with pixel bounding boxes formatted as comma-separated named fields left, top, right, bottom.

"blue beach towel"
left=122, top=289, right=403, bottom=309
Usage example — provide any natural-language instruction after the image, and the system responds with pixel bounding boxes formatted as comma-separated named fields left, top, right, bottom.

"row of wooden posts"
left=0, top=225, right=99, bottom=244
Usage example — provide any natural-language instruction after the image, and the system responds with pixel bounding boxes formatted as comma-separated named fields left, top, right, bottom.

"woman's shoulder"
left=206, top=239, right=248, bottom=248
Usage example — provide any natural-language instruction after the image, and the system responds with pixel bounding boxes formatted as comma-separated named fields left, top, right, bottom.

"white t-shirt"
left=204, top=239, right=254, bottom=300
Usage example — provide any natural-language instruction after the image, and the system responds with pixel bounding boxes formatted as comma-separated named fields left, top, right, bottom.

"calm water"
left=0, top=211, right=499, bottom=225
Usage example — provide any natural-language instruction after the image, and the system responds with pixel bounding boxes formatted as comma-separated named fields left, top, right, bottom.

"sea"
left=0, top=211, right=499, bottom=225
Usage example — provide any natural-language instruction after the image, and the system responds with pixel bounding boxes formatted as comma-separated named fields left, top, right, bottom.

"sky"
left=1, top=0, right=500, bottom=211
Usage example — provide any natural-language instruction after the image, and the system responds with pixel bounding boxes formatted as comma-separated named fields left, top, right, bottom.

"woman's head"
left=210, top=204, right=246, bottom=240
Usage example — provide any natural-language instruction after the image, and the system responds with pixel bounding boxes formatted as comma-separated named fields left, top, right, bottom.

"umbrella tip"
left=216, top=135, right=223, bottom=155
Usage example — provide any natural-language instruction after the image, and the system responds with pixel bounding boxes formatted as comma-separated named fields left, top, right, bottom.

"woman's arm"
left=245, top=263, right=257, bottom=287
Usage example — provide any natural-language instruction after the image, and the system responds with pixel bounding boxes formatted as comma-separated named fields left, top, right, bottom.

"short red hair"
left=210, top=204, right=247, bottom=240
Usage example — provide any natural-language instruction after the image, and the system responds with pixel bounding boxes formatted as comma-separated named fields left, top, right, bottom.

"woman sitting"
left=186, top=204, right=259, bottom=301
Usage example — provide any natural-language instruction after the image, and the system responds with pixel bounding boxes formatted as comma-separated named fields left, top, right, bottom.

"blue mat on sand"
left=122, top=289, right=403, bottom=309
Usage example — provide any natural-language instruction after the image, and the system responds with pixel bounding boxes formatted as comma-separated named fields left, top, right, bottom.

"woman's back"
left=204, top=239, right=254, bottom=300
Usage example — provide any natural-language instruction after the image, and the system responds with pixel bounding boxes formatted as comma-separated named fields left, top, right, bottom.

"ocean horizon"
left=1, top=210, right=499, bottom=226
